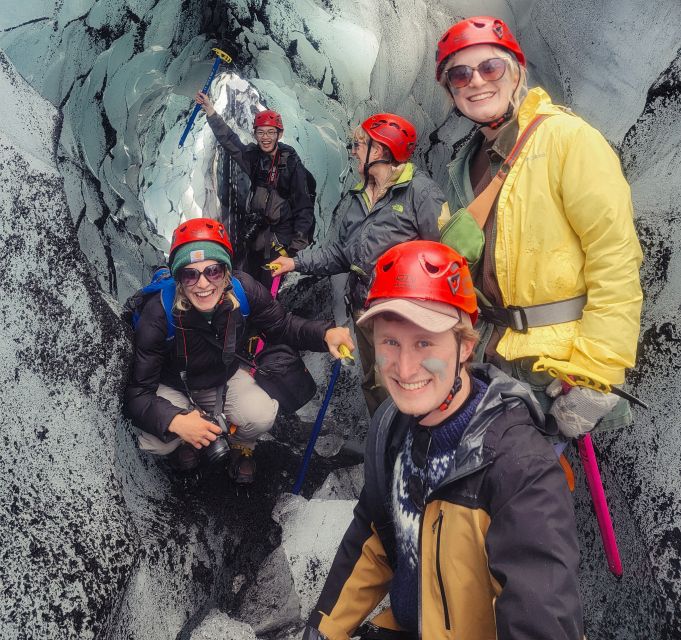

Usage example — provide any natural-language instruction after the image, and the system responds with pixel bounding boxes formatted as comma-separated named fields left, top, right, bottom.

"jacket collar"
left=371, top=363, right=549, bottom=489
left=350, top=161, right=415, bottom=195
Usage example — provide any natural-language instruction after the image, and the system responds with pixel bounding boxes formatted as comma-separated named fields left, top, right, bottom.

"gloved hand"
left=548, top=381, right=619, bottom=438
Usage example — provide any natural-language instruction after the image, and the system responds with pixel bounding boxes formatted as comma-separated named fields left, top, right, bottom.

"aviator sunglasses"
left=177, top=263, right=228, bottom=287
left=446, top=57, right=508, bottom=89
left=408, top=427, right=432, bottom=512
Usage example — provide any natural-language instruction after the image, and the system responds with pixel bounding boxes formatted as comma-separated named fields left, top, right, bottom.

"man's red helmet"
left=367, top=241, right=478, bottom=324
left=253, top=109, right=284, bottom=131
left=169, top=217, right=233, bottom=259
left=435, top=16, right=526, bottom=82
left=361, top=113, right=417, bottom=163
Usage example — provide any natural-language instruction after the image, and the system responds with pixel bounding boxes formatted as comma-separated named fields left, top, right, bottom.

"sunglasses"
left=408, top=428, right=432, bottom=512
left=177, top=263, right=228, bottom=287
left=446, top=57, right=508, bottom=89
left=346, top=140, right=363, bottom=151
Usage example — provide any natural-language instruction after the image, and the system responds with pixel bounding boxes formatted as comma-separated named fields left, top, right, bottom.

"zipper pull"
left=432, top=509, right=443, bottom=533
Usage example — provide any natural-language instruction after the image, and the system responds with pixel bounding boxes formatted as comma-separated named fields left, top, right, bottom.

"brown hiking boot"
left=168, top=443, right=200, bottom=472
left=227, top=446, right=256, bottom=484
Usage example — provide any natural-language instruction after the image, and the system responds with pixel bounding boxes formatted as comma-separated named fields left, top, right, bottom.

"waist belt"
left=479, top=295, right=587, bottom=333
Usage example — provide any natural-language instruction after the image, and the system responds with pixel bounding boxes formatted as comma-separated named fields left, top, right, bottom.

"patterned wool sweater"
left=389, top=376, right=488, bottom=631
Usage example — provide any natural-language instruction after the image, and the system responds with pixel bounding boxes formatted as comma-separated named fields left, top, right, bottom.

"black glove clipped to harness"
left=288, top=231, right=310, bottom=255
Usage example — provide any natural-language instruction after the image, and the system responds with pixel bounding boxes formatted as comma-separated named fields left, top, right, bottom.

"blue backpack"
left=123, top=267, right=250, bottom=339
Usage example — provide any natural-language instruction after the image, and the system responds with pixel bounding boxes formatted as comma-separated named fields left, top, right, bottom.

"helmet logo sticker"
left=448, top=272, right=461, bottom=296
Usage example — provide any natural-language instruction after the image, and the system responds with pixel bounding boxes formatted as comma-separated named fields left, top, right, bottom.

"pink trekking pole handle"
left=250, top=273, right=282, bottom=374
left=561, top=381, right=622, bottom=577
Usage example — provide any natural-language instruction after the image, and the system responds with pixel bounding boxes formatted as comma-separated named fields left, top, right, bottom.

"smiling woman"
left=124, top=217, right=354, bottom=484
left=435, top=16, right=642, bottom=441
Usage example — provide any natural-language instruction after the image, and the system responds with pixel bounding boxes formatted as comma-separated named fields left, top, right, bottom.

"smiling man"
left=303, top=241, right=583, bottom=640
left=195, top=92, right=315, bottom=283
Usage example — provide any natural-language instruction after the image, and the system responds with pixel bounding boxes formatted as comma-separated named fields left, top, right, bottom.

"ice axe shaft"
left=561, top=380, right=623, bottom=577
left=179, top=48, right=232, bottom=148
left=578, top=433, right=623, bottom=577
left=250, top=273, right=283, bottom=376
left=293, top=358, right=343, bottom=495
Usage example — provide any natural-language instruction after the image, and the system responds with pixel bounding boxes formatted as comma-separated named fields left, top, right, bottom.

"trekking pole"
left=179, top=48, right=232, bottom=148
left=561, top=381, right=623, bottom=577
left=293, top=345, right=354, bottom=494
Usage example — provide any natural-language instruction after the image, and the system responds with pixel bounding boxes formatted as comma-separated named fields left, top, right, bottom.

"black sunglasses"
left=177, top=263, right=228, bottom=287
left=446, top=57, right=507, bottom=89
left=408, top=428, right=432, bottom=512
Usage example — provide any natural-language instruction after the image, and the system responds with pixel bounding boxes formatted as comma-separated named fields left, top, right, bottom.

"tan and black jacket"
left=305, top=364, right=583, bottom=640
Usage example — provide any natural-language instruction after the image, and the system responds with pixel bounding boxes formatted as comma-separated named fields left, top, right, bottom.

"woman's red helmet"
left=366, top=240, right=478, bottom=324
left=253, top=109, right=284, bottom=131
left=361, top=113, right=417, bottom=163
left=169, top=217, right=233, bottom=259
left=435, top=16, right=526, bottom=82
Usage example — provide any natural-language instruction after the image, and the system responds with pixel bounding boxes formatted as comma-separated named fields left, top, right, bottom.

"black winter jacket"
left=124, top=271, right=331, bottom=440
left=206, top=113, right=315, bottom=249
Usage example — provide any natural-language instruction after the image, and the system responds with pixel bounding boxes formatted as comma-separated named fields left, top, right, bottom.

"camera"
left=201, top=412, right=231, bottom=465
left=242, top=209, right=267, bottom=245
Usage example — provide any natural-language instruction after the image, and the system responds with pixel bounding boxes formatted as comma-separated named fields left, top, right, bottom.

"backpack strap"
left=232, top=277, right=250, bottom=317
left=468, top=114, right=550, bottom=229
left=135, top=267, right=176, bottom=340
left=363, top=402, right=413, bottom=566
left=160, top=279, right=176, bottom=340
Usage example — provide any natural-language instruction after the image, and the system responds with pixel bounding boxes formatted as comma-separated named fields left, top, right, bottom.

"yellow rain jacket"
left=447, top=88, right=643, bottom=385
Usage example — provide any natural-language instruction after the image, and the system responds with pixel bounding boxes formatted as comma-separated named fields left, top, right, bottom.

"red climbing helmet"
left=361, top=113, right=417, bottom=163
left=253, top=109, right=284, bottom=131
left=169, top=217, right=233, bottom=259
left=365, top=240, right=478, bottom=325
left=435, top=16, right=526, bottom=82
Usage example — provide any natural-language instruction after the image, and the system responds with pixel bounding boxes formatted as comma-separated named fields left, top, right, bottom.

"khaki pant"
left=138, top=367, right=279, bottom=454
left=354, top=313, right=389, bottom=417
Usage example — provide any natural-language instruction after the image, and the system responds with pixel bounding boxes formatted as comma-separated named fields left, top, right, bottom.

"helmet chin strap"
left=453, top=102, right=514, bottom=130
left=414, top=335, right=465, bottom=422
left=438, top=334, right=463, bottom=412
left=358, top=138, right=391, bottom=193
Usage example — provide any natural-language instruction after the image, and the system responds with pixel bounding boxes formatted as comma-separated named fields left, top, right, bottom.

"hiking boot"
left=227, top=446, right=256, bottom=484
left=168, top=443, right=200, bottom=472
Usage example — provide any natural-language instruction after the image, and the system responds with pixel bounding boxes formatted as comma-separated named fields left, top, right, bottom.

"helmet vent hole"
left=423, top=261, right=439, bottom=274
left=382, top=261, right=394, bottom=272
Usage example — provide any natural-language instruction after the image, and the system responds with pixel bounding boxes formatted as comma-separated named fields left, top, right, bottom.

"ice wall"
left=1, top=1, right=681, bottom=638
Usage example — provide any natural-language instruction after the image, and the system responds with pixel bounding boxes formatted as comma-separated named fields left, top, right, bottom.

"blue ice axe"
left=293, top=346, right=354, bottom=494
left=178, top=48, right=232, bottom=148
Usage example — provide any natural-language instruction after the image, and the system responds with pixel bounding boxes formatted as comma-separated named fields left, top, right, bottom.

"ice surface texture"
left=1, top=1, right=681, bottom=638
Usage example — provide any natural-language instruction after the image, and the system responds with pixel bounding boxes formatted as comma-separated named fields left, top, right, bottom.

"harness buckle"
left=506, top=305, right=529, bottom=333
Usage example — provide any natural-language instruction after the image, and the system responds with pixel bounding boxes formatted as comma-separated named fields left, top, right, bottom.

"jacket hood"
left=434, top=362, right=548, bottom=489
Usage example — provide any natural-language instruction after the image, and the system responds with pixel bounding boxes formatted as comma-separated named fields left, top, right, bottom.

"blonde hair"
left=173, top=275, right=240, bottom=312
left=352, top=125, right=395, bottom=163
left=453, top=322, right=480, bottom=347
left=439, top=46, right=528, bottom=119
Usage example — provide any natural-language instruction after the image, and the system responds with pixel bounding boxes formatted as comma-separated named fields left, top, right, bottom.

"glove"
left=549, top=384, right=619, bottom=438
left=288, top=231, right=310, bottom=255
